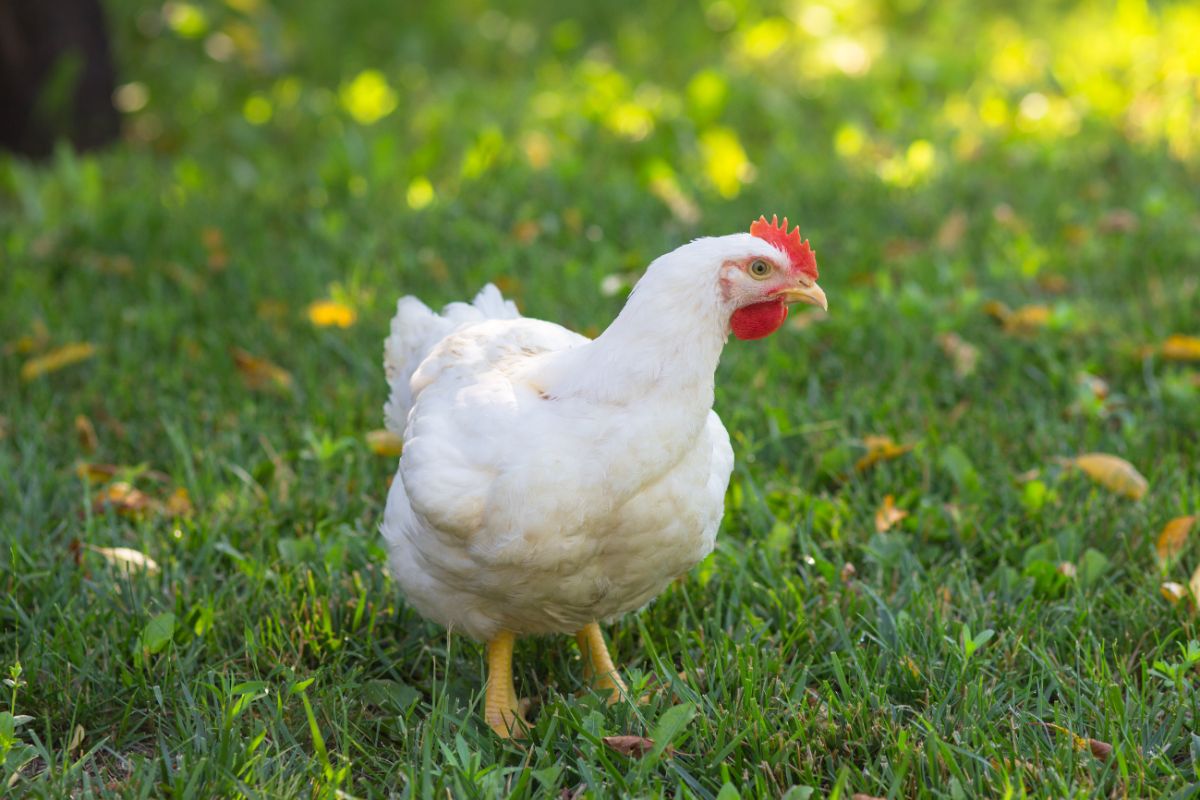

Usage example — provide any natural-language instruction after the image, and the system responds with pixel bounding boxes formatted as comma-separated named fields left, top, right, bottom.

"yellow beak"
left=779, top=282, right=828, bottom=312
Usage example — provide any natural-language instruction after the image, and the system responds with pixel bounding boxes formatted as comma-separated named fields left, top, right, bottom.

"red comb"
left=749, top=215, right=818, bottom=280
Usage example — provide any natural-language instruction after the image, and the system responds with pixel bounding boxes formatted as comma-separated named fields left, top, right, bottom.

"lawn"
left=2, top=0, right=1200, bottom=797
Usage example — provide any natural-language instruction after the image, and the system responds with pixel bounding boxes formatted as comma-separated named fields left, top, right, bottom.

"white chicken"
left=381, top=216, right=826, bottom=737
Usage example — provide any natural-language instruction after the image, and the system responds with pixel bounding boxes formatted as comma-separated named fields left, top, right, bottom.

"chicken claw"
left=575, top=622, right=628, bottom=705
left=485, top=631, right=529, bottom=738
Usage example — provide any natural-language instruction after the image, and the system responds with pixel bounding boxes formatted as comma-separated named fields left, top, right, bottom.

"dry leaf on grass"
left=306, top=300, right=357, bottom=328
left=21, top=342, right=97, bottom=381
left=937, top=333, right=979, bottom=378
left=1071, top=453, right=1148, bottom=500
left=86, top=545, right=160, bottom=575
left=1032, top=721, right=1112, bottom=760
left=92, top=482, right=155, bottom=517
left=1098, top=208, right=1138, bottom=233
left=366, top=429, right=404, bottom=457
left=855, top=436, right=914, bottom=472
left=1155, top=516, right=1195, bottom=565
left=202, top=226, right=229, bottom=271
left=935, top=209, right=968, bottom=252
left=874, top=495, right=909, bottom=533
left=75, top=462, right=171, bottom=485
left=75, top=414, right=99, bottom=452
left=163, top=487, right=194, bottom=517
left=1160, top=334, right=1200, bottom=362
left=1160, top=582, right=1189, bottom=605
left=1192, top=564, right=1200, bottom=609
left=602, top=736, right=661, bottom=758
left=231, top=347, right=294, bottom=393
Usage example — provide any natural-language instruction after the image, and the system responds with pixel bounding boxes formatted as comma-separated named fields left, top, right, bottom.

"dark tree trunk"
left=0, top=0, right=120, bottom=158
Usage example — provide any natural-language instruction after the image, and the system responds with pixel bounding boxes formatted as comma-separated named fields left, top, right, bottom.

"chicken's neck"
left=540, top=254, right=729, bottom=410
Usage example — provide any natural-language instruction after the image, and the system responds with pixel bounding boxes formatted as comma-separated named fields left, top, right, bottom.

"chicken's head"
left=721, top=215, right=826, bottom=341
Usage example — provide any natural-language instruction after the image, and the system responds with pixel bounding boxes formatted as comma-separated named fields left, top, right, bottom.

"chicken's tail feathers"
left=383, top=284, right=520, bottom=434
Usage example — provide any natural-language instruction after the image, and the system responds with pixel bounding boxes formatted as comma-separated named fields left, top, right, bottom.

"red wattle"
left=730, top=300, right=788, bottom=340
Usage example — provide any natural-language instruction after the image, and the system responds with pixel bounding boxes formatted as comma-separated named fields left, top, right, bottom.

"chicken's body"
left=381, top=221, right=826, bottom=736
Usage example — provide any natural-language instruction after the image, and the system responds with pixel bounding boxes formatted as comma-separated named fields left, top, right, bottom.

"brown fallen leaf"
left=86, top=544, right=160, bottom=575
left=1072, top=453, right=1148, bottom=500
left=92, top=482, right=155, bottom=517
left=75, top=414, right=99, bottom=452
left=1037, top=274, right=1070, bottom=294
left=1160, top=581, right=1188, bottom=605
left=855, top=435, right=914, bottom=472
left=937, top=332, right=979, bottom=378
left=1098, top=208, right=1138, bottom=233
left=202, top=226, right=229, bottom=271
left=307, top=300, right=357, bottom=329
left=512, top=220, right=540, bottom=244
left=1192, top=563, right=1200, bottom=608
left=21, top=342, right=97, bottom=381
left=366, top=429, right=404, bottom=457
left=1161, top=334, right=1200, bottom=362
left=851, top=795, right=887, bottom=800
left=163, top=487, right=194, bottom=517
left=231, top=347, right=294, bottom=393
left=1155, top=516, right=1196, bottom=566
left=934, top=209, right=968, bottom=252
left=874, top=494, right=909, bottom=533
left=1032, top=721, right=1112, bottom=760
left=602, top=735, right=658, bottom=758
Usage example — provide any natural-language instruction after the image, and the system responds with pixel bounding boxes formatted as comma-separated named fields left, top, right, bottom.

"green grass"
left=3, top=0, right=1200, bottom=796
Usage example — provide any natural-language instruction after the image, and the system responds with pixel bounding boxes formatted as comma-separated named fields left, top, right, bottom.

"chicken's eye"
left=748, top=259, right=772, bottom=279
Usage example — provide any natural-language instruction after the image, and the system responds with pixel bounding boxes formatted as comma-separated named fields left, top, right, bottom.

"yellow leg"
left=575, top=622, right=627, bottom=705
left=485, top=631, right=527, bottom=738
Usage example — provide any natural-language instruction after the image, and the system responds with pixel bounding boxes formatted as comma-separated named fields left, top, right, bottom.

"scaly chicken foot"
left=575, top=622, right=627, bottom=705
left=485, top=630, right=529, bottom=738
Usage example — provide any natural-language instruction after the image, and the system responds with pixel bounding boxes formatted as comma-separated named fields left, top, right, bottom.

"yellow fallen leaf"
left=1155, top=516, right=1195, bottom=565
left=1161, top=334, right=1200, bottom=362
left=874, top=494, right=909, bottom=533
left=1005, top=304, right=1051, bottom=334
left=93, top=481, right=155, bottom=517
left=231, top=347, right=294, bottom=393
left=982, top=300, right=1011, bottom=324
left=163, top=487, right=194, bottom=517
left=937, top=332, right=979, bottom=378
left=306, top=300, right=357, bottom=328
left=1160, top=581, right=1188, bottom=605
left=20, top=342, right=97, bottom=381
left=86, top=544, right=160, bottom=575
left=366, top=429, right=404, bottom=457
left=1073, top=453, right=1148, bottom=500
left=855, top=435, right=914, bottom=472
